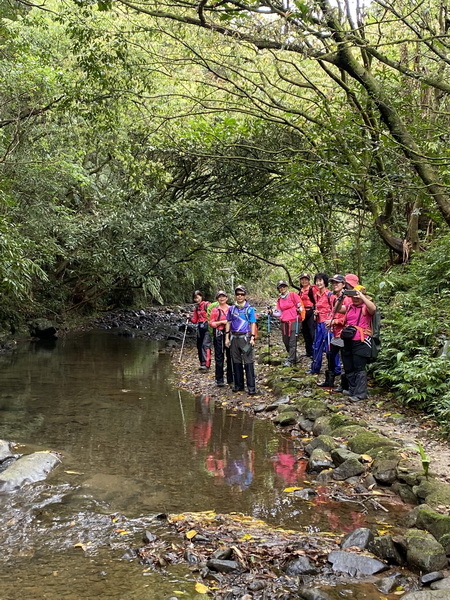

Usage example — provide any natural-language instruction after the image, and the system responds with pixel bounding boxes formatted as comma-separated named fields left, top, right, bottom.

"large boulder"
left=404, top=529, right=448, bottom=573
left=413, top=480, right=450, bottom=510
left=416, top=508, right=450, bottom=553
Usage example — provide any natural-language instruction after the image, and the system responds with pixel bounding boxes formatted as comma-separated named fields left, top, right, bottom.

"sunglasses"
left=235, top=292, right=245, bottom=296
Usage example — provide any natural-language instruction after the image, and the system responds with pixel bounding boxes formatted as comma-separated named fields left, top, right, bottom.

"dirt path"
left=173, top=344, right=450, bottom=484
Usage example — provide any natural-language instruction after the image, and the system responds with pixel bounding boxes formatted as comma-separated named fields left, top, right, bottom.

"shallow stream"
left=0, top=331, right=406, bottom=599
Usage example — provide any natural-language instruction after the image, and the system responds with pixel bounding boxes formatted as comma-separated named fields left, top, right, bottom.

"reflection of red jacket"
left=191, top=301, right=209, bottom=323
left=189, top=421, right=212, bottom=448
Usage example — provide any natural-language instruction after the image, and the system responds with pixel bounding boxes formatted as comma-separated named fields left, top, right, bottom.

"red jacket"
left=191, top=301, right=209, bottom=323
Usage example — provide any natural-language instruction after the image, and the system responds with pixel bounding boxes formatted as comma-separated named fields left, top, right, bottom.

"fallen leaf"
left=64, top=470, right=84, bottom=475
left=241, top=435, right=248, bottom=439
left=283, top=487, right=303, bottom=493
left=74, top=542, right=88, bottom=551
left=195, top=582, right=210, bottom=594
left=186, top=529, right=198, bottom=539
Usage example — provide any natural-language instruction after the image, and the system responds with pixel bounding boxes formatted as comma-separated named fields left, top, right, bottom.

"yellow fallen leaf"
left=241, top=435, right=248, bottom=439
left=393, top=592, right=405, bottom=596
left=283, top=487, right=303, bottom=493
left=360, top=454, right=373, bottom=463
left=301, top=438, right=312, bottom=442
left=64, top=470, right=84, bottom=475
left=372, top=490, right=384, bottom=495
left=383, top=412, right=392, bottom=417
left=186, top=529, right=198, bottom=539
left=195, top=582, right=210, bottom=594
left=239, top=534, right=253, bottom=541
left=74, top=542, right=87, bottom=551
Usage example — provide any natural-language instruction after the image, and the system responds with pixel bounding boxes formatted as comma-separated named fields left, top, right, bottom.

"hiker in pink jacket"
left=273, top=280, right=305, bottom=367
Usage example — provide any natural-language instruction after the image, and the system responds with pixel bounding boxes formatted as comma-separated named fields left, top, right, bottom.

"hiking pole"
left=179, top=317, right=189, bottom=363
left=295, top=316, right=299, bottom=363
left=267, top=307, right=272, bottom=367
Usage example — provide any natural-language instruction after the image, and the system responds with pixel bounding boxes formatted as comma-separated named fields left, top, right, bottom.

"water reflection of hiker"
left=190, top=290, right=211, bottom=371
left=271, top=280, right=305, bottom=367
left=209, top=291, right=233, bottom=387
left=225, top=285, right=257, bottom=395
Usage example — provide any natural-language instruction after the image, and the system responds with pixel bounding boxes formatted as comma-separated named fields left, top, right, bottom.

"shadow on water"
left=0, top=331, right=406, bottom=599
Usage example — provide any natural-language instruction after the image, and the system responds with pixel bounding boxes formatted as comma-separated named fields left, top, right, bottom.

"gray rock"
left=421, top=572, right=445, bottom=585
left=28, top=318, right=57, bottom=339
left=431, top=578, right=450, bottom=590
left=253, top=404, right=267, bottom=413
left=402, top=591, right=450, bottom=599
left=284, top=556, right=317, bottom=576
left=211, top=547, right=233, bottom=560
left=317, top=469, right=334, bottom=483
left=330, top=447, right=361, bottom=466
left=0, top=451, right=61, bottom=492
left=373, top=457, right=400, bottom=484
left=347, top=432, right=400, bottom=455
left=142, top=531, right=157, bottom=544
left=369, top=535, right=406, bottom=565
left=376, top=572, right=403, bottom=594
left=416, top=508, right=450, bottom=553
left=298, top=417, right=314, bottom=432
left=312, top=416, right=333, bottom=436
left=341, top=528, right=374, bottom=550
left=307, top=448, right=334, bottom=472
left=206, top=559, right=239, bottom=573
left=405, top=529, right=448, bottom=573
left=332, top=457, right=366, bottom=480
left=328, top=550, right=388, bottom=576
left=0, top=440, right=14, bottom=463
left=292, top=488, right=318, bottom=500
left=299, top=588, right=332, bottom=600
left=392, top=481, right=419, bottom=505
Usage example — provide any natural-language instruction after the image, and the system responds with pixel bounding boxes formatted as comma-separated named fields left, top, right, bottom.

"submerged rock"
left=0, top=451, right=61, bottom=492
left=284, top=556, right=317, bottom=576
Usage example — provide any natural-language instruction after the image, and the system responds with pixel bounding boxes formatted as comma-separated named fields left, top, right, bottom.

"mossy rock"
left=278, top=404, right=296, bottom=413
left=312, top=416, right=334, bottom=436
left=295, top=398, right=328, bottom=421
left=416, top=507, right=450, bottom=553
left=347, top=432, right=401, bottom=455
left=413, top=479, right=450, bottom=510
left=405, top=528, right=448, bottom=573
left=332, top=425, right=368, bottom=440
left=273, top=411, right=298, bottom=426
left=397, top=457, right=427, bottom=486
left=328, top=414, right=354, bottom=430
left=305, top=435, right=337, bottom=456
left=364, top=447, right=402, bottom=461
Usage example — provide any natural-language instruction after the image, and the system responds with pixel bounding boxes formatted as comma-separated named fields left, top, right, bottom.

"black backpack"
left=369, top=308, right=382, bottom=362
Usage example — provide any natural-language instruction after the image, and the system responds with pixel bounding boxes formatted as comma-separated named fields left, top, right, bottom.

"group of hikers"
left=187, top=272, right=378, bottom=402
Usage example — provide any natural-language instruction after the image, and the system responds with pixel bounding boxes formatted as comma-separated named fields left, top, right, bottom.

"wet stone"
left=298, top=417, right=314, bottom=432
left=253, top=404, right=267, bottom=413
left=206, top=558, right=239, bottom=573
left=142, top=531, right=157, bottom=544
left=421, top=572, right=445, bottom=585
left=369, top=534, right=406, bottom=565
left=284, top=556, right=317, bottom=576
left=328, top=550, right=388, bottom=576
left=332, top=457, right=366, bottom=480
left=211, top=547, right=233, bottom=560
left=402, top=591, right=450, bottom=599
left=299, top=588, right=333, bottom=600
left=372, top=457, right=400, bottom=484
left=307, top=448, right=334, bottom=472
left=274, top=411, right=298, bottom=426
left=292, top=488, right=317, bottom=500
left=330, top=447, right=361, bottom=466
left=341, top=527, right=374, bottom=550
left=376, top=572, right=403, bottom=594
left=431, top=578, right=450, bottom=590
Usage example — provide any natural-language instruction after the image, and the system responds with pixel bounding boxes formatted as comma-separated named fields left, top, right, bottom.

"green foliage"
left=373, top=233, right=450, bottom=425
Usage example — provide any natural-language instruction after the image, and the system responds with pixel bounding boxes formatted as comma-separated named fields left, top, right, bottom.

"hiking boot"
left=232, top=386, right=244, bottom=393
left=199, top=365, right=208, bottom=371
left=317, top=370, right=335, bottom=388
left=216, top=382, right=225, bottom=387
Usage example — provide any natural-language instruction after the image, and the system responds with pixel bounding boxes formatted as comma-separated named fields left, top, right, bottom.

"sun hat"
left=345, top=273, right=359, bottom=288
